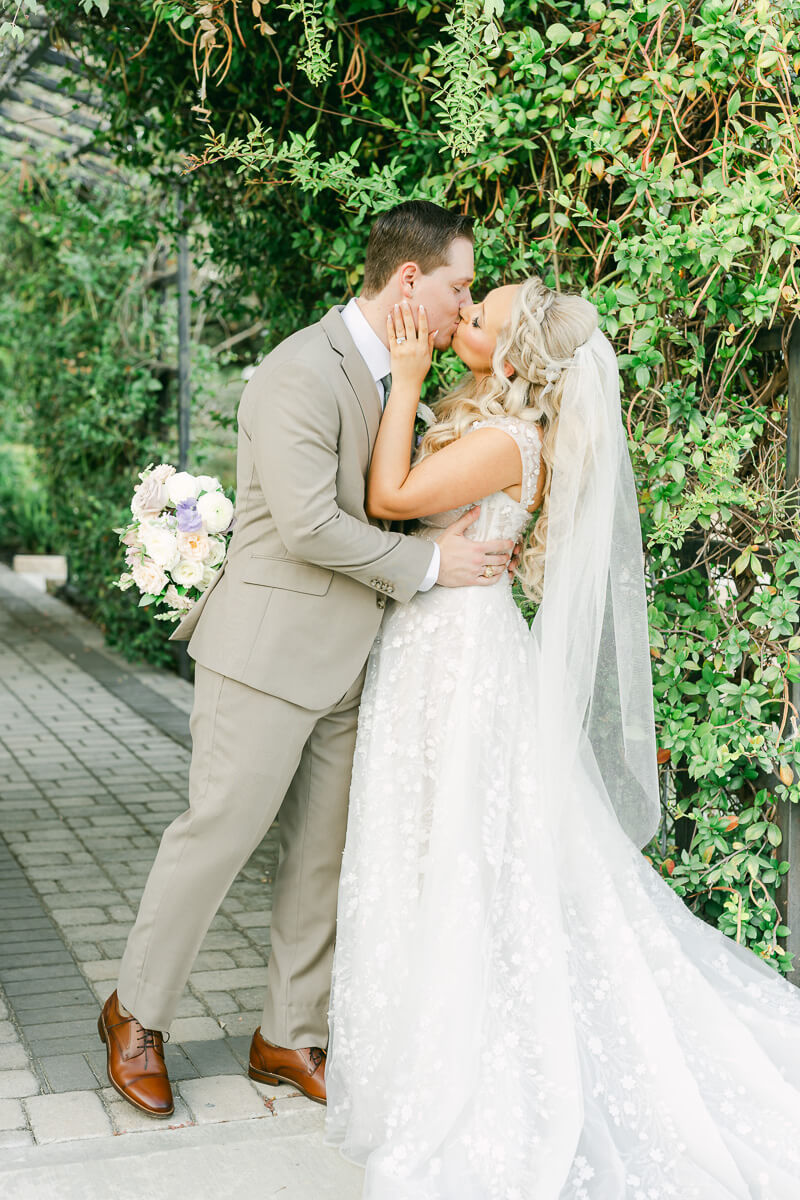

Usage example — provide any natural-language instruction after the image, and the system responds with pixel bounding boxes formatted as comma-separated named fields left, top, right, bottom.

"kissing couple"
left=100, top=201, right=800, bottom=1197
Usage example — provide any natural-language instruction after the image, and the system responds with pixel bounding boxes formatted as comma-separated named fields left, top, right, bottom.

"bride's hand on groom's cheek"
left=387, top=300, right=437, bottom=393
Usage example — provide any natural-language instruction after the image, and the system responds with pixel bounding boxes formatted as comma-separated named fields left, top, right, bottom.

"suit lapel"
left=320, top=306, right=382, bottom=454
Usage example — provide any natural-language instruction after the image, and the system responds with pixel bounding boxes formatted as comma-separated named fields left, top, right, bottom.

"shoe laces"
left=137, top=1025, right=168, bottom=1057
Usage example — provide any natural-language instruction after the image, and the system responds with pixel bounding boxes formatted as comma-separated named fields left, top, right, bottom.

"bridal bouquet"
left=114, top=464, right=234, bottom=623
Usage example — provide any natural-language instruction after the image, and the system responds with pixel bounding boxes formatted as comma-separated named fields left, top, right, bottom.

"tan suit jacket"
left=170, top=306, right=434, bottom=709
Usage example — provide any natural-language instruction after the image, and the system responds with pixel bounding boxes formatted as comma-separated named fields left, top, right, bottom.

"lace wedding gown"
left=325, top=415, right=800, bottom=1200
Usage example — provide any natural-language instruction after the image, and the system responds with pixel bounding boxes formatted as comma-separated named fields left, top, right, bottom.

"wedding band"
left=484, top=566, right=495, bottom=577
left=396, top=336, right=406, bottom=344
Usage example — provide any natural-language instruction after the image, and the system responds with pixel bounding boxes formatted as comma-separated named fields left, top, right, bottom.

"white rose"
left=131, top=474, right=168, bottom=518
left=140, top=523, right=181, bottom=569
left=172, top=559, right=205, bottom=588
left=148, top=463, right=176, bottom=485
left=196, top=491, right=234, bottom=534
left=165, top=471, right=200, bottom=505
left=205, top=536, right=227, bottom=567
left=176, top=530, right=210, bottom=562
left=131, top=558, right=168, bottom=596
left=195, top=474, right=222, bottom=495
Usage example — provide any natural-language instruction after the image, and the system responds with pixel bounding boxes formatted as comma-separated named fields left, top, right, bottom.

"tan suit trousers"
left=116, top=661, right=366, bottom=1048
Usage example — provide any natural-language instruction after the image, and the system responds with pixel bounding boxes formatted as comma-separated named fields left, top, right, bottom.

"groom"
left=99, top=200, right=514, bottom=1116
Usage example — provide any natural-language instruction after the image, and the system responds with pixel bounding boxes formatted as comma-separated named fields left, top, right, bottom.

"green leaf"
left=545, top=23, right=570, bottom=45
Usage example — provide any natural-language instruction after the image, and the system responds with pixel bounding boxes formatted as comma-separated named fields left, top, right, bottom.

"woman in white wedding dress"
left=325, top=279, right=800, bottom=1199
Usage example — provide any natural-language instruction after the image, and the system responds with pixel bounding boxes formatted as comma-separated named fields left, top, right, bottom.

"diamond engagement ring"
left=484, top=565, right=495, bottom=577
left=396, top=336, right=406, bottom=344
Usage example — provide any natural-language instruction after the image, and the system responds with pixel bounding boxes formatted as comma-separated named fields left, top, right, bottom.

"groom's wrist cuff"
left=418, top=543, right=440, bottom=592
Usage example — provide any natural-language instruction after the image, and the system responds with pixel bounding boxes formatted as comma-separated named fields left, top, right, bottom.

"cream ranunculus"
left=172, top=558, right=205, bottom=588
left=139, top=522, right=181, bottom=570
left=176, top=530, right=211, bottom=562
left=131, top=557, right=168, bottom=596
left=165, top=471, right=200, bottom=505
left=196, top=491, right=234, bottom=535
left=195, top=474, right=222, bottom=495
left=205, top=535, right=227, bottom=567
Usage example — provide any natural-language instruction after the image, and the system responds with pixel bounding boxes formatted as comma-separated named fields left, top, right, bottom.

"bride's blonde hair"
left=416, top=276, right=599, bottom=602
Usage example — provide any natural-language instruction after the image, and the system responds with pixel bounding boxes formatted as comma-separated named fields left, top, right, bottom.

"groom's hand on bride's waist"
left=435, top=508, right=513, bottom=588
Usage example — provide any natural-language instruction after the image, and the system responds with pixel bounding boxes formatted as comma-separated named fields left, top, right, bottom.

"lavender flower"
left=176, top=498, right=203, bottom=534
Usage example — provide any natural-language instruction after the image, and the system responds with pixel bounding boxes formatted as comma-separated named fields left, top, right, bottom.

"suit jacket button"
left=376, top=594, right=386, bottom=609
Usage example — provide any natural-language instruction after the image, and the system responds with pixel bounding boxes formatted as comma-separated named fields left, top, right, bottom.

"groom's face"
left=408, top=236, right=474, bottom=351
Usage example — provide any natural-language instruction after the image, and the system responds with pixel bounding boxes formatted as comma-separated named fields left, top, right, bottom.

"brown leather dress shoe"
left=98, top=989, right=174, bottom=1117
left=248, top=1026, right=327, bottom=1105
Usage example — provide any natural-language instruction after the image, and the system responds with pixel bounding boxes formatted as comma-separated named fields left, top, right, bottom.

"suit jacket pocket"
left=241, top=556, right=334, bottom=596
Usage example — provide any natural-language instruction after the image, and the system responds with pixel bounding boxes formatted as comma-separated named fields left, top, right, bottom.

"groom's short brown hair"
left=362, top=201, right=474, bottom=296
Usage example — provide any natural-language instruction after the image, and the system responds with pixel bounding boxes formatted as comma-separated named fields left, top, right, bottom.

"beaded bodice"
left=416, top=415, right=542, bottom=545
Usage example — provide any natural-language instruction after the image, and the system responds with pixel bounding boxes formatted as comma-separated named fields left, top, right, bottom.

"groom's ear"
left=398, top=260, right=419, bottom=297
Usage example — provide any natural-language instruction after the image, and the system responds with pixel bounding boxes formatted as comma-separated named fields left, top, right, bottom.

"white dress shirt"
left=341, top=297, right=440, bottom=591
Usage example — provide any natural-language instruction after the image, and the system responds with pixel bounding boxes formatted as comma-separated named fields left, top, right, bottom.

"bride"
left=324, top=278, right=800, bottom=1199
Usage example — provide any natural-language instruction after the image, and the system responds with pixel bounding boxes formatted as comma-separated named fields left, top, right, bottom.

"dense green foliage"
left=3, top=0, right=800, bottom=968
left=0, top=180, right=179, bottom=664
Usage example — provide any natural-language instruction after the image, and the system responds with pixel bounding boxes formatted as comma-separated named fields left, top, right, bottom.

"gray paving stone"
left=1, top=950, right=76, bottom=970
left=38, top=1052, right=100, bottom=1093
left=181, top=1039, right=244, bottom=1078
left=3, top=965, right=85, bottom=986
left=25, top=1088, right=112, bottom=1142
left=0, top=1070, right=39, bottom=1098
left=0, top=1128, right=34, bottom=1147
left=229, top=948, right=266, bottom=968
left=0, top=1097, right=26, bottom=1131
left=21, top=1035, right=100, bottom=1058
left=16, top=1004, right=97, bottom=1027
left=49, top=907, right=108, bottom=925
left=190, top=967, right=268, bottom=992
left=201, top=991, right=240, bottom=1017
left=0, top=1041, right=28, bottom=1071
left=11, top=988, right=94, bottom=1012
left=179, top=1074, right=268, bottom=1123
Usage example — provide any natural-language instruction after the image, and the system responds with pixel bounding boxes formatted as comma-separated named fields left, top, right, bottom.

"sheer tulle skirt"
left=325, top=581, right=800, bottom=1199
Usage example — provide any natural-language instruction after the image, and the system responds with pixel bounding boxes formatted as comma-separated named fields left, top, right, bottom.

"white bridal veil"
left=531, top=327, right=662, bottom=849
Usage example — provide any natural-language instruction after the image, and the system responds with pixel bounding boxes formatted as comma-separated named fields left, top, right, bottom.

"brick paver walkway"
left=0, top=565, right=360, bottom=1196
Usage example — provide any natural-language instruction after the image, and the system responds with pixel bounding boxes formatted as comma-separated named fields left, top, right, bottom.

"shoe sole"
left=247, top=1063, right=326, bottom=1106
left=97, top=1013, right=175, bottom=1118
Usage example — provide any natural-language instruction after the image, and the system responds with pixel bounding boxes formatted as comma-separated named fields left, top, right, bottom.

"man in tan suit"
left=98, top=201, right=513, bottom=1116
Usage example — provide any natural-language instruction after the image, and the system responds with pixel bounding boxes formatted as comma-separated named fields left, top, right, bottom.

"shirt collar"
left=340, top=296, right=391, bottom=387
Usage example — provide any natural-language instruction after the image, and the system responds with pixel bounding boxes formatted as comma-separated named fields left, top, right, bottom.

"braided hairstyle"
left=416, top=276, right=599, bottom=601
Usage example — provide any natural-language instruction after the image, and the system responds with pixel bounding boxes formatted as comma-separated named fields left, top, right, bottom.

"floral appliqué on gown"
left=326, top=414, right=800, bottom=1200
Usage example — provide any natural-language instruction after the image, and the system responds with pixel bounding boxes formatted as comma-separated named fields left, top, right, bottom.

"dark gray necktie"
left=379, top=373, right=392, bottom=406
